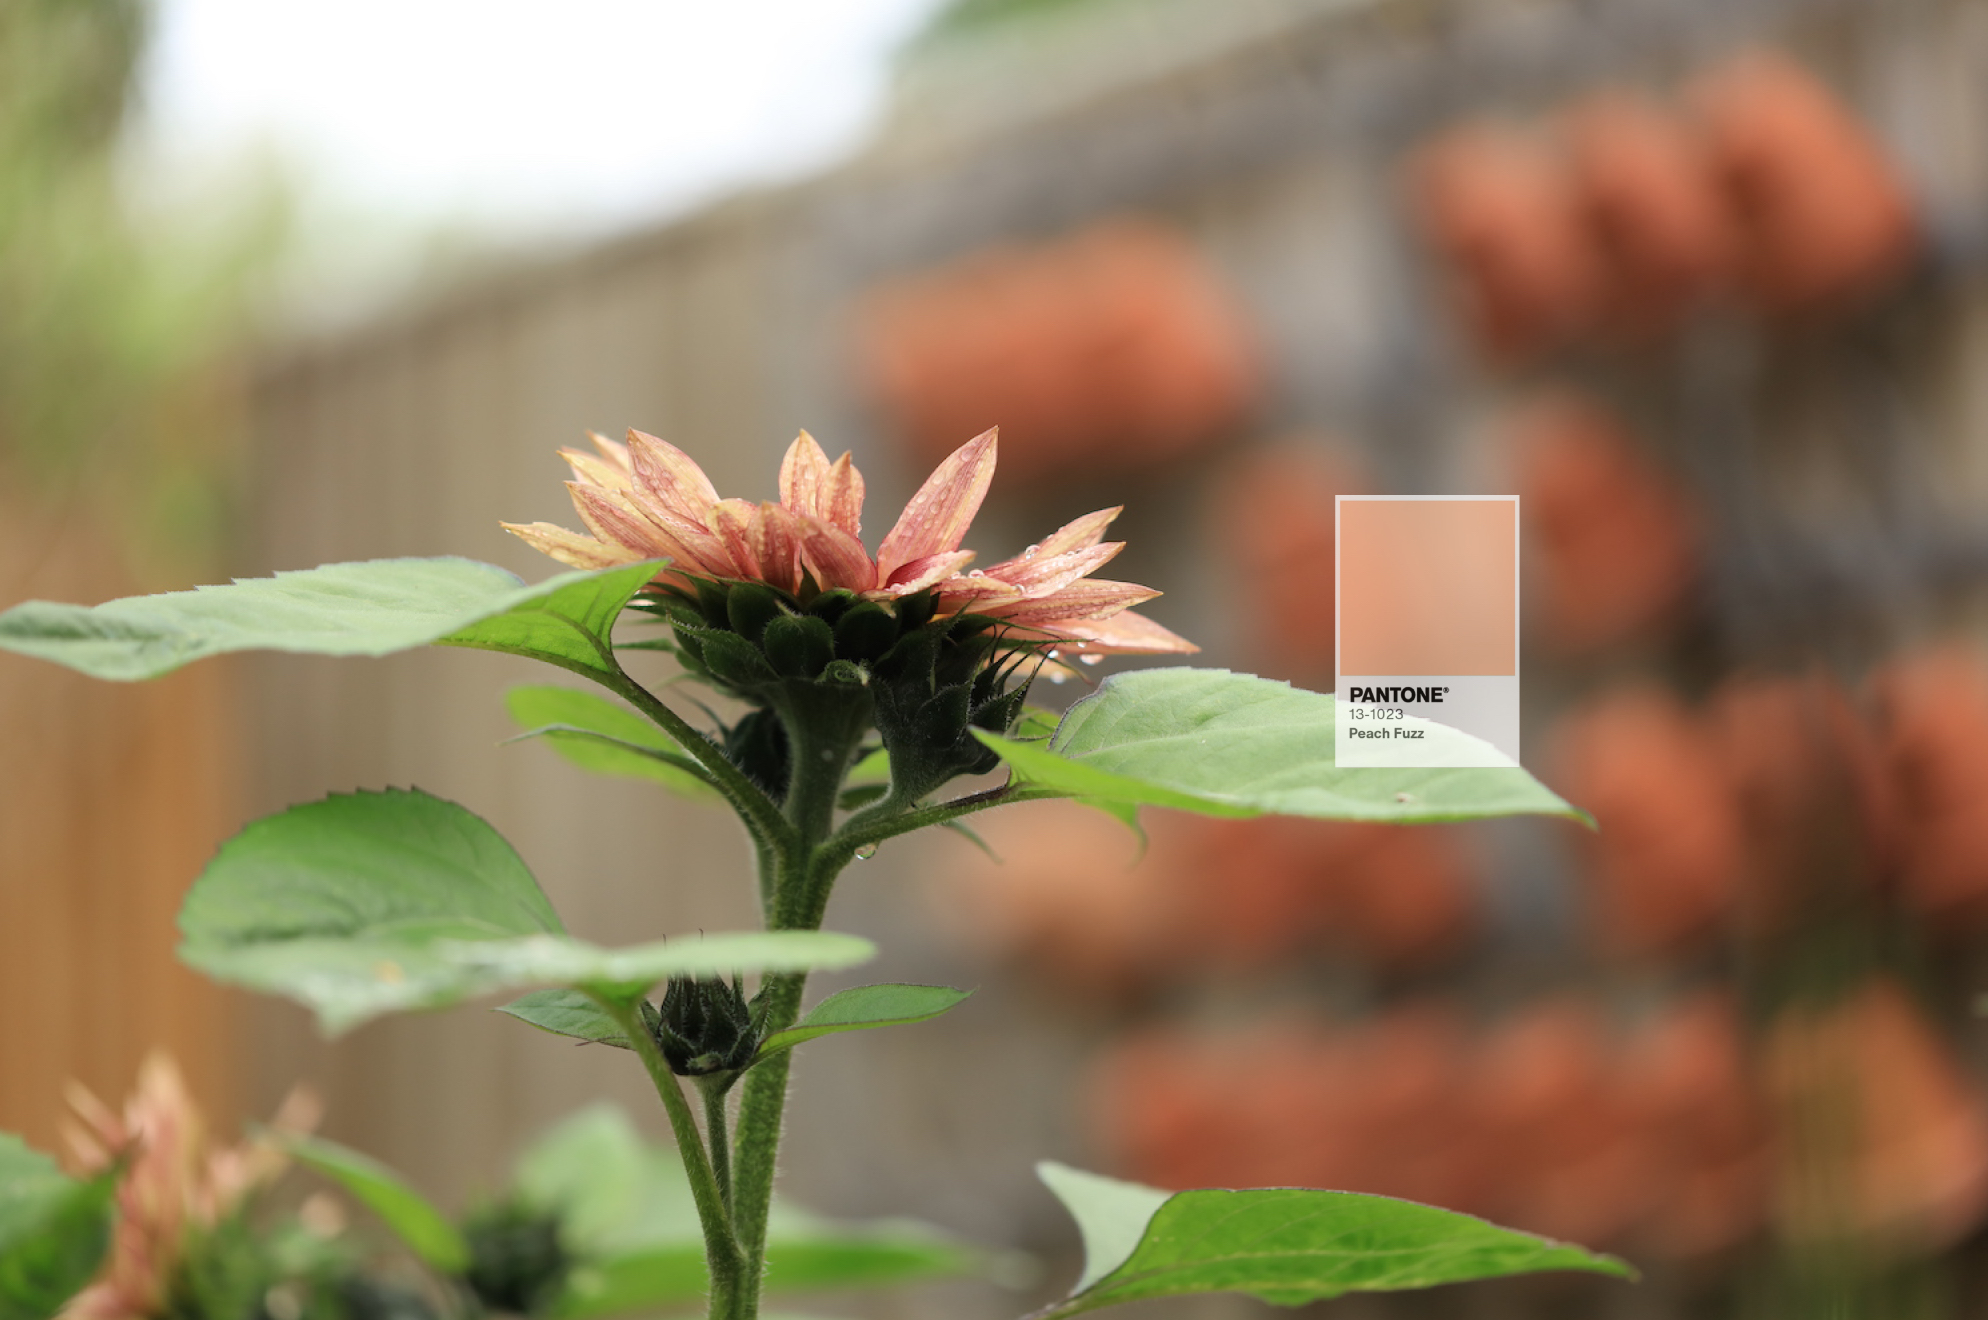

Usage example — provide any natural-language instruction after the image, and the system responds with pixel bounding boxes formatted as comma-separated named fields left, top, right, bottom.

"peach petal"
left=1023, top=507, right=1123, bottom=563
left=779, top=431, right=834, bottom=518
left=569, top=483, right=672, bottom=559
left=987, top=541, right=1124, bottom=595
left=988, top=577, right=1161, bottom=625
left=936, top=574, right=1027, bottom=613
left=587, top=430, right=633, bottom=473
left=627, top=429, right=721, bottom=521
left=876, top=426, right=998, bottom=582
left=502, top=521, right=644, bottom=570
left=822, top=450, right=865, bottom=536
left=707, top=498, right=762, bottom=579
left=879, top=549, right=977, bottom=595
left=561, top=446, right=635, bottom=494
left=1046, top=608, right=1200, bottom=654
left=752, top=501, right=804, bottom=595
left=798, top=518, right=877, bottom=591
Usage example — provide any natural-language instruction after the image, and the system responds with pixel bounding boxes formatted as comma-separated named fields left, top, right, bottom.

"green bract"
left=1034, top=1163, right=1632, bottom=1317
left=981, top=668, right=1583, bottom=825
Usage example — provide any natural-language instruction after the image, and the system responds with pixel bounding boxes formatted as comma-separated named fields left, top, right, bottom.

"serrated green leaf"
left=0, top=558, right=663, bottom=684
left=281, top=1134, right=468, bottom=1273
left=979, top=669, right=1583, bottom=825
left=177, top=789, right=872, bottom=1033
left=517, top=1108, right=978, bottom=1317
left=504, top=686, right=716, bottom=799
left=758, top=984, right=971, bottom=1058
left=498, top=989, right=632, bottom=1049
left=0, top=1135, right=116, bottom=1320
left=1033, top=1163, right=1633, bottom=1318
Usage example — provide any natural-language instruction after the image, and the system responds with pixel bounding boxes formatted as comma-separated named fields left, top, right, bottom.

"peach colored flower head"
left=504, top=427, right=1195, bottom=656
left=60, top=1055, right=319, bottom=1320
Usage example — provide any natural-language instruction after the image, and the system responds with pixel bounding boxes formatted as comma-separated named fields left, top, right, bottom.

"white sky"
left=135, top=0, right=948, bottom=238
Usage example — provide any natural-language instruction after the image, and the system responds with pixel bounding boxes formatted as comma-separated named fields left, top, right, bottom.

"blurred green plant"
left=0, top=0, right=280, bottom=570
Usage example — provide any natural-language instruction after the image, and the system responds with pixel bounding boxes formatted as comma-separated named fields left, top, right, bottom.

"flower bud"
left=647, top=975, right=762, bottom=1076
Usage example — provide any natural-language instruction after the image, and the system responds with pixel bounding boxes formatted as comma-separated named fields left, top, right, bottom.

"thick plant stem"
left=599, top=995, right=745, bottom=1317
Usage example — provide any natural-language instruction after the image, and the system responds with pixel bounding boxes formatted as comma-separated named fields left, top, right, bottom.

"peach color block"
left=1339, top=499, right=1517, bottom=676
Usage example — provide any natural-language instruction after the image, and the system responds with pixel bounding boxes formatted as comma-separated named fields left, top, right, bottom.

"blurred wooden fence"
left=0, top=485, right=238, bottom=1149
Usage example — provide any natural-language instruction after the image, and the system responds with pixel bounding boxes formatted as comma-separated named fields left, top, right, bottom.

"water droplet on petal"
left=1046, top=649, right=1061, bottom=660
left=967, top=568, right=984, bottom=577
left=1022, top=546, right=1039, bottom=559
left=855, top=843, right=879, bottom=860
left=1079, top=653, right=1103, bottom=666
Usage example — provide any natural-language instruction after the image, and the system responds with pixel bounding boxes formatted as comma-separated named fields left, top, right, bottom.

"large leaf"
left=281, top=1134, right=469, bottom=1273
left=758, top=984, right=971, bottom=1057
left=980, top=669, right=1583, bottom=825
left=1033, top=1163, right=1632, bottom=1318
left=0, top=1135, right=116, bottom=1320
left=515, top=1108, right=976, bottom=1318
left=505, top=686, right=716, bottom=800
left=0, top=558, right=662, bottom=684
left=178, top=788, right=872, bottom=1033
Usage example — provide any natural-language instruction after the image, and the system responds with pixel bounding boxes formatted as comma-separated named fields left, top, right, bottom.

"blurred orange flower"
left=60, top=1055, right=318, bottom=1320
left=506, top=427, right=1194, bottom=655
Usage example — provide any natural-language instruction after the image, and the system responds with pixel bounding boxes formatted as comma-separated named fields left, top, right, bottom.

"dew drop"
left=1079, top=653, right=1104, bottom=666
left=1022, top=546, right=1039, bottom=559
left=854, top=843, right=879, bottom=860
left=967, top=568, right=984, bottom=577
left=1046, top=649, right=1062, bottom=660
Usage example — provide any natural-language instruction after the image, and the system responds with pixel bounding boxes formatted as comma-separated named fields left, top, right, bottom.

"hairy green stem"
left=596, top=994, right=744, bottom=1316
left=699, top=1075, right=736, bottom=1220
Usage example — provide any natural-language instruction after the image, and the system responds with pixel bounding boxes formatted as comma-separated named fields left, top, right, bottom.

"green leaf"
left=1033, top=1163, right=1633, bottom=1318
left=846, top=747, right=891, bottom=784
left=759, top=984, right=971, bottom=1058
left=498, top=989, right=631, bottom=1049
left=178, top=788, right=873, bottom=1033
left=504, top=686, right=716, bottom=799
left=979, top=669, right=1584, bottom=825
left=0, top=1135, right=116, bottom=1320
left=0, top=557, right=662, bottom=684
left=280, top=1134, right=469, bottom=1273
left=439, top=561, right=666, bottom=684
left=515, top=1108, right=977, bottom=1317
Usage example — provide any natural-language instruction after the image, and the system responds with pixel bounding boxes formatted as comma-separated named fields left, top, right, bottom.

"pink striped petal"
left=821, top=449, right=865, bottom=536
left=987, top=578, right=1161, bottom=626
left=879, top=550, right=977, bottom=596
left=627, top=429, right=721, bottom=521
left=752, top=501, right=803, bottom=595
left=779, top=431, right=833, bottom=517
left=706, top=498, right=761, bottom=579
left=798, top=517, right=877, bottom=591
left=987, top=541, right=1124, bottom=595
left=1030, top=507, right=1123, bottom=560
left=587, top=430, right=633, bottom=474
left=1042, top=608, right=1199, bottom=655
left=875, top=427, right=998, bottom=582
left=569, top=483, right=672, bottom=559
left=502, top=521, right=644, bottom=570
left=936, top=574, right=1026, bottom=614
left=560, top=446, right=633, bottom=493
left=614, top=491, right=729, bottom=577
